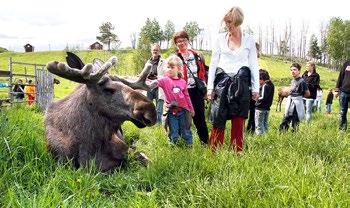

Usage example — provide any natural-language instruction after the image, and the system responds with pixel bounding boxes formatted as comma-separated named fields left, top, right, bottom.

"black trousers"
left=246, top=99, right=256, bottom=133
left=188, top=88, right=209, bottom=144
left=279, top=107, right=300, bottom=132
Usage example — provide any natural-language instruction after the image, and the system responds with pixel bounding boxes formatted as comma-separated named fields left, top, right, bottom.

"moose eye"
left=103, top=88, right=115, bottom=94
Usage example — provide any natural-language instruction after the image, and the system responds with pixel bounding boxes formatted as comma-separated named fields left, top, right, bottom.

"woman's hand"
left=207, top=89, right=214, bottom=101
left=191, top=111, right=195, bottom=117
left=252, top=92, right=259, bottom=101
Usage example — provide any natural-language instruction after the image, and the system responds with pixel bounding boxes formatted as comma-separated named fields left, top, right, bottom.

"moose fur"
left=276, top=86, right=291, bottom=111
left=45, top=53, right=156, bottom=171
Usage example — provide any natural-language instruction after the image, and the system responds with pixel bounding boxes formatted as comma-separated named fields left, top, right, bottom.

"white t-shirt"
left=207, top=32, right=259, bottom=93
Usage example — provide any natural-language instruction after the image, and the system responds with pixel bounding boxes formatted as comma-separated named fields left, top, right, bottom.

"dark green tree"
left=327, top=18, right=347, bottom=68
left=163, top=20, right=175, bottom=48
left=308, top=34, right=322, bottom=61
left=133, top=18, right=163, bottom=73
left=183, top=21, right=200, bottom=46
left=96, top=22, right=120, bottom=51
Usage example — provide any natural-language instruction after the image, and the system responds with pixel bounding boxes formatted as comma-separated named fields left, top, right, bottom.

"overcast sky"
left=0, top=0, right=348, bottom=52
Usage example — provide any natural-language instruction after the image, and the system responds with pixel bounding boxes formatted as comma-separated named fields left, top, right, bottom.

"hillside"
left=0, top=50, right=348, bottom=207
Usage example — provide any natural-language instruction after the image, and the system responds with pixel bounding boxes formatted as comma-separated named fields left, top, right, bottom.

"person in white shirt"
left=207, top=6, right=259, bottom=152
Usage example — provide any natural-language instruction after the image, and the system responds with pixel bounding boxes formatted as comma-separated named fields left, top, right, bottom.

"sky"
left=0, top=0, right=348, bottom=52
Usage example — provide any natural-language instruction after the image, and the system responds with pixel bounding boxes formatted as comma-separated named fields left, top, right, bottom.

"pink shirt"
left=157, top=76, right=194, bottom=112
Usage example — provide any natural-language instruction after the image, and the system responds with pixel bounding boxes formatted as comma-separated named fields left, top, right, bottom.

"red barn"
left=89, top=42, right=103, bottom=50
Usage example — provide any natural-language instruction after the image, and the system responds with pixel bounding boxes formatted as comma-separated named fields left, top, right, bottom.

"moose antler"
left=46, top=56, right=117, bottom=84
left=111, top=63, right=156, bottom=91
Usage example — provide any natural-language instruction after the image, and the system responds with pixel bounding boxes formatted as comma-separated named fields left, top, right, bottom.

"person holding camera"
left=173, top=31, right=209, bottom=144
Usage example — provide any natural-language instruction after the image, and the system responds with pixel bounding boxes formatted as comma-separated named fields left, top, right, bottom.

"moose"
left=45, top=52, right=156, bottom=171
left=276, top=86, right=291, bottom=111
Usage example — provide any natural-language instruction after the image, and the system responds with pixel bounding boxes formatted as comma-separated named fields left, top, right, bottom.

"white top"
left=207, top=32, right=260, bottom=93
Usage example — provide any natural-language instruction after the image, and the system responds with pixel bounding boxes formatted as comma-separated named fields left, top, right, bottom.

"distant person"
left=145, top=43, right=165, bottom=124
left=325, top=89, right=334, bottom=114
left=151, top=55, right=194, bottom=146
left=302, top=61, right=320, bottom=122
left=173, top=30, right=209, bottom=144
left=314, top=86, right=323, bottom=112
left=25, top=79, right=36, bottom=105
left=207, top=6, right=260, bottom=152
left=279, top=63, right=310, bottom=132
left=335, top=60, right=350, bottom=131
left=255, top=69, right=274, bottom=135
left=246, top=43, right=261, bottom=134
left=13, top=79, right=25, bottom=100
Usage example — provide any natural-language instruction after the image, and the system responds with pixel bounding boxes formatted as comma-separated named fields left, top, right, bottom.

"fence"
left=0, top=58, right=54, bottom=110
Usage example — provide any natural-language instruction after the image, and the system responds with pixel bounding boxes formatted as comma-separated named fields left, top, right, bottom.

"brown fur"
left=276, top=86, right=291, bottom=111
left=45, top=57, right=156, bottom=171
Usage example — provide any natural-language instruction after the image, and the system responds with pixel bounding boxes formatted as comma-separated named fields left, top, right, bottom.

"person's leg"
left=305, top=99, right=314, bottom=122
left=209, top=127, right=225, bottom=151
left=167, top=113, right=180, bottom=144
left=179, top=110, right=193, bottom=146
left=339, top=92, right=349, bottom=131
left=279, top=115, right=292, bottom=132
left=230, top=116, right=245, bottom=152
left=262, top=110, right=269, bottom=134
left=255, top=110, right=264, bottom=135
left=156, top=99, right=164, bottom=124
left=189, top=89, right=209, bottom=144
left=317, top=100, right=322, bottom=113
left=246, top=99, right=256, bottom=133
left=291, top=108, right=300, bottom=132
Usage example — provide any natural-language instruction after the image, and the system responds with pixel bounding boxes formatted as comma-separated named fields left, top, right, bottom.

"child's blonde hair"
left=166, top=55, right=183, bottom=78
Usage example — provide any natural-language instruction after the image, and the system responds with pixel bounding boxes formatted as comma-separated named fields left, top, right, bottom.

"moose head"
left=45, top=52, right=157, bottom=171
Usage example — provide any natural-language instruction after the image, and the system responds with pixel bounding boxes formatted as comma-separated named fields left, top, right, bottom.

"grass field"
left=0, top=50, right=349, bottom=207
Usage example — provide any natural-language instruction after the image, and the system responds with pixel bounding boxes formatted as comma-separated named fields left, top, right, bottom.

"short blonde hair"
left=222, top=6, right=244, bottom=27
left=166, top=55, right=183, bottom=77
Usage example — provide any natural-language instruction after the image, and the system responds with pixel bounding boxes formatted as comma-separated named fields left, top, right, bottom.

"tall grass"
left=0, top=104, right=349, bottom=207
left=0, top=51, right=349, bottom=207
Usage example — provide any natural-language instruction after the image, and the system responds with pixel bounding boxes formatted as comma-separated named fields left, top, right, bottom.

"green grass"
left=0, top=51, right=349, bottom=207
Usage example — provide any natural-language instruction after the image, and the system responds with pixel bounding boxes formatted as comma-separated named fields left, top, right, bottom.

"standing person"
left=335, top=60, right=350, bottom=131
left=207, top=6, right=260, bottom=152
left=24, top=79, right=36, bottom=105
left=13, top=79, right=25, bottom=100
left=314, top=86, right=323, bottom=112
left=173, top=31, right=209, bottom=144
left=279, top=63, right=310, bottom=132
left=152, top=55, right=195, bottom=146
left=302, top=61, right=320, bottom=122
left=255, top=69, right=274, bottom=135
left=325, top=89, right=334, bottom=114
left=246, top=43, right=261, bottom=134
left=145, top=43, right=165, bottom=124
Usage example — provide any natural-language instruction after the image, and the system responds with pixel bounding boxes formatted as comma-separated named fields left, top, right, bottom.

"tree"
left=130, top=32, right=137, bottom=49
left=96, top=22, right=120, bottom=51
left=0, top=47, right=8, bottom=53
left=163, top=20, right=175, bottom=48
left=278, top=40, right=289, bottom=57
left=183, top=21, right=200, bottom=46
left=327, top=17, right=346, bottom=68
left=308, top=34, right=322, bottom=61
left=133, top=18, right=163, bottom=74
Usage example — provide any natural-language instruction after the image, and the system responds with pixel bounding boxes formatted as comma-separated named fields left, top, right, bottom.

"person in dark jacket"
left=302, top=61, right=320, bottom=122
left=13, top=79, right=25, bottom=100
left=207, top=7, right=260, bottom=152
left=335, top=60, right=350, bottom=131
left=279, top=63, right=310, bottom=132
left=325, top=89, right=334, bottom=114
left=255, top=69, right=274, bottom=135
left=173, top=31, right=209, bottom=144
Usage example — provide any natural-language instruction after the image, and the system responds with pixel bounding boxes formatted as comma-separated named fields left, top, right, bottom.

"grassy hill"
left=0, top=51, right=349, bottom=207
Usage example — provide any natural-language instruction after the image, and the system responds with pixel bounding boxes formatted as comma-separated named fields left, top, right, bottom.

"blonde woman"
left=207, top=6, right=259, bottom=152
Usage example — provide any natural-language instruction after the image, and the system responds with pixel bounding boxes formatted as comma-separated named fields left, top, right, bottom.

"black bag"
left=187, top=65, right=207, bottom=96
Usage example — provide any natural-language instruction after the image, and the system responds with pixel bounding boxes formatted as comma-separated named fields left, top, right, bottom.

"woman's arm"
left=207, top=35, right=221, bottom=90
left=248, top=36, right=260, bottom=94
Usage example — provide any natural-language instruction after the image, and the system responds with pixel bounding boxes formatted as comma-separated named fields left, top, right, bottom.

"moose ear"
left=66, top=52, right=85, bottom=70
